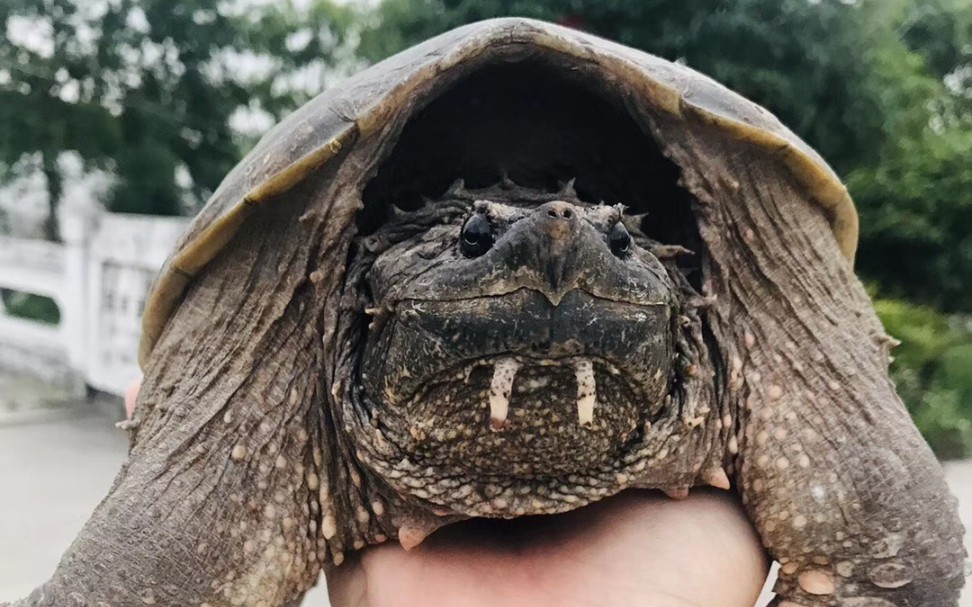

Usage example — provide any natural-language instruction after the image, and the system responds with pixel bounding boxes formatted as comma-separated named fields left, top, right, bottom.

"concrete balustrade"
left=0, top=201, right=189, bottom=397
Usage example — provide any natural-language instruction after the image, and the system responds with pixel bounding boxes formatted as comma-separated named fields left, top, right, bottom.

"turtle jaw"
left=355, top=287, right=676, bottom=514
left=390, top=353, right=653, bottom=477
left=362, top=287, right=674, bottom=414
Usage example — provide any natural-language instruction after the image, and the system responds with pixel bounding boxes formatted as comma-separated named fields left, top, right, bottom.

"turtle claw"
left=702, top=467, right=732, bottom=490
left=398, top=525, right=432, bottom=550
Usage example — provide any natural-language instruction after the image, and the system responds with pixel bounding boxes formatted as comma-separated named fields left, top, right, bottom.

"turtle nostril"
left=545, top=204, right=573, bottom=219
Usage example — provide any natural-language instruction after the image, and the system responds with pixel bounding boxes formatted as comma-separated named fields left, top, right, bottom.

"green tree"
left=0, top=0, right=122, bottom=239
left=0, top=0, right=353, bottom=233
left=876, top=298, right=972, bottom=458
left=848, top=0, right=972, bottom=311
left=850, top=129, right=972, bottom=312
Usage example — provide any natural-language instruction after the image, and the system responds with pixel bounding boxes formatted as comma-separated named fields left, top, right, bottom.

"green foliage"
left=0, top=0, right=353, bottom=231
left=876, top=299, right=972, bottom=458
left=0, top=0, right=123, bottom=238
left=851, top=130, right=972, bottom=311
left=109, top=140, right=182, bottom=215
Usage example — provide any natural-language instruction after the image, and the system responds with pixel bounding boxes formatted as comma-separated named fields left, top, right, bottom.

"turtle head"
left=353, top=189, right=679, bottom=516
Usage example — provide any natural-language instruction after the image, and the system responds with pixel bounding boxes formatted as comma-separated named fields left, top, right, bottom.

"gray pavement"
left=1, top=376, right=970, bottom=606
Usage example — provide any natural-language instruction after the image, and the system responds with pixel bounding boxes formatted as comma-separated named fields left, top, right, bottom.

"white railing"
left=0, top=202, right=190, bottom=396
left=0, top=237, right=66, bottom=358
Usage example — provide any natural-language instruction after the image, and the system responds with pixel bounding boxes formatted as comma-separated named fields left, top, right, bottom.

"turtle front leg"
left=738, top=358, right=965, bottom=606
left=7, top=282, right=343, bottom=606
left=671, top=135, right=968, bottom=606
left=4, top=192, right=391, bottom=606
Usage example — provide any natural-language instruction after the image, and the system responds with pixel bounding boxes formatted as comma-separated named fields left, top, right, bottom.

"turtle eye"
left=460, top=213, right=493, bottom=258
left=609, top=221, right=631, bottom=257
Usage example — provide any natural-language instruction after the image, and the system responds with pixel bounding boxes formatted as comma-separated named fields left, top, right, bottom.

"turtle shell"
left=138, top=16, right=857, bottom=367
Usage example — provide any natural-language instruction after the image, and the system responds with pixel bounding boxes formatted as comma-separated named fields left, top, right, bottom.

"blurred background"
left=0, top=0, right=970, bottom=605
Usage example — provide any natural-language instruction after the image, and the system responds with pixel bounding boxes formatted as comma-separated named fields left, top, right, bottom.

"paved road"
left=1, top=389, right=970, bottom=605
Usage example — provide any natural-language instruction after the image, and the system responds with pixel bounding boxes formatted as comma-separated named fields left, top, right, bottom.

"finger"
left=124, top=376, right=142, bottom=419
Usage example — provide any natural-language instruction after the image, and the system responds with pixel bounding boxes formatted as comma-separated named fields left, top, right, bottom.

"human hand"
left=124, top=381, right=768, bottom=607
left=325, top=489, right=768, bottom=607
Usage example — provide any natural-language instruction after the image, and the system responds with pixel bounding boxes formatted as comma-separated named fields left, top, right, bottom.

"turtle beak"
left=525, top=201, right=583, bottom=306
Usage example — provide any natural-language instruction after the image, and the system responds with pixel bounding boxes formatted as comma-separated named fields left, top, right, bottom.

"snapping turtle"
left=10, top=16, right=965, bottom=607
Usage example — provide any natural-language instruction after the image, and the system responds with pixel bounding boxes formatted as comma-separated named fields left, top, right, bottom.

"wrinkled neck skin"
left=329, top=182, right=732, bottom=548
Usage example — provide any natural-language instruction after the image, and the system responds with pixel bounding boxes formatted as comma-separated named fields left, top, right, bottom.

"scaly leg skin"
left=740, top=365, right=965, bottom=606
left=724, top=211, right=967, bottom=604
left=678, top=145, right=968, bottom=604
